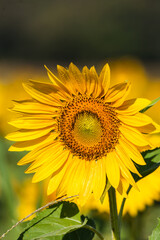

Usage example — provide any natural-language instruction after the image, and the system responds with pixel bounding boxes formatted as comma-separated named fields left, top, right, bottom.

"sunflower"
left=6, top=63, right=160, bottom=206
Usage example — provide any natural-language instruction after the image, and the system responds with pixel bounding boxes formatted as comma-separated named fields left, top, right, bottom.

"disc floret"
left=58, top=96, right=121, bottom=160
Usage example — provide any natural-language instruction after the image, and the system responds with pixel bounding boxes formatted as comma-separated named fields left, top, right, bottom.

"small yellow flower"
left=6, top=63, right=160, bottom=206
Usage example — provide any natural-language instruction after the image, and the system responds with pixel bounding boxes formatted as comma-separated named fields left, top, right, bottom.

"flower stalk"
left=108, top=187, right=120, bottom=240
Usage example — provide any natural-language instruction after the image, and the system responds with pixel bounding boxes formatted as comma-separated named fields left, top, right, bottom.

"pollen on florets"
left=58, top=96, right=121, bottom=160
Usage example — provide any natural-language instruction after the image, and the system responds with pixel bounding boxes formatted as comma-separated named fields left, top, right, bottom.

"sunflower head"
left=6, top=63, right=160, bottom=205
left=58, top=96, right=121, bottom=160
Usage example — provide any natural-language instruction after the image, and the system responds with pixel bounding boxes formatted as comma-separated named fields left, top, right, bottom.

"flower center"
left=73, top=112, right=102, bottom=147
left=58, top=96, right=121, bottom=160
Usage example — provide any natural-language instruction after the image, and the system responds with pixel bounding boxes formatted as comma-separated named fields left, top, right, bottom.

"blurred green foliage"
left=0, top=138, right=26, bottom=239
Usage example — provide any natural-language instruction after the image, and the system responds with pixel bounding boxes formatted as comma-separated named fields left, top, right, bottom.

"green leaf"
left=63, top=217, right=96, bottom=240
left=149, top=218, right=160, bottom=240
left=144, top=148, right=160, bottom=163
left=145, top=148, right=160, bottom=159
left=150, top=154, right=160, bottom=163
left=140, top=96, right=160, bottom=113
left=60, top=202, right=79, bottom=218
left=18, top=202, right=91, bottom=240
left=133, top=148, right=160, bottom=182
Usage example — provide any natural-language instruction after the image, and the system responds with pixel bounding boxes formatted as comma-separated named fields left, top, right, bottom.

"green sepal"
left=140, top=96, right=160, bottom=113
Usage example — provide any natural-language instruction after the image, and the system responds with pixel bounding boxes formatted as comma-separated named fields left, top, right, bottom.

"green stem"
left=118, top=185, right=132, bottom=226
left=108, top=187, right=120, bottom=240
left=83, top=225, right=104, bottom=240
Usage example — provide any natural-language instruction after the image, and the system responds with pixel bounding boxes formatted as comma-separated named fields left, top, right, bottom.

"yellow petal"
left=116, top=178, right=124, bottom=196
left=105, top=152, right=120, bottom=189
left=32, top=150, right=69, bottom=183
left=136, top=124, right=156, bottom=134
left=9, top=117, right=56, bottom=129
left=12, top=100, right=58, bottom=114
left=116, top=98, right=151, bottom=115
left=119, top=137, right=146, bottom=165
left=82, top=66, right=96, bottom=96
left=90, top=66, right=102, bottom=97
left=6, top=126, right=55, bottom=141
left=92, top=159, right=106, bottom=200
left=79, top=160, right=95, bottom=206
left=151, top=121, right=160, bottom=134
left=115, top=144, right=141, bottom=177
left=57, top=65, right=70, bottom=83
left=57, top=65, right=78, bottom=95
left=25, top=143, right=64, bottom=173
left=9, top=132, right=58, bottom=152
left=145, top=133, right=160, bottom=148
left=118, top=112, right=154, bottom=127
left=56, top=154, right=77, bottom=197
left=23, top=83, right=62, bottom=107
left=111, top=82, right=131, bottom=107
left=28, top=81, right=64, bottom=107
left=29, top=80, right=58, bottom=95
left=67, top=158, right=86, bottom=196
left=99, top=63, right=110, bottom=95
left=120, top=124, right=150, bottom=146
left=117, top=177, right=128, bottom=197
left=47, top=163, right=68, bottom=195
left=69, top=63, right=86, bottom=94
left=115, top=152, right=138, bottom=190
left=137, top=145, right=152, bottom=152
left=105, top=82, right=128, bottom=102
left=17, top=141, right=58, bottom=165
left=44, top=65, right=71, bottom=95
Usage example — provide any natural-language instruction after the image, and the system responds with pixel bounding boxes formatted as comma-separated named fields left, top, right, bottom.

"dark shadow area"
left=0, top=0, right=160, bottom=62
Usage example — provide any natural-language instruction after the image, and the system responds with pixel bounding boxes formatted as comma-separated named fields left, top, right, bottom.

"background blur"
left=0, top=0, right=160, bottom=239
left=0, top=0, right=160, bottom=63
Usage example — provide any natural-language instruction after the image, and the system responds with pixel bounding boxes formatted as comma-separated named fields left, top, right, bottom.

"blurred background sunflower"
left=0, top=0, right=160, bottom=239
